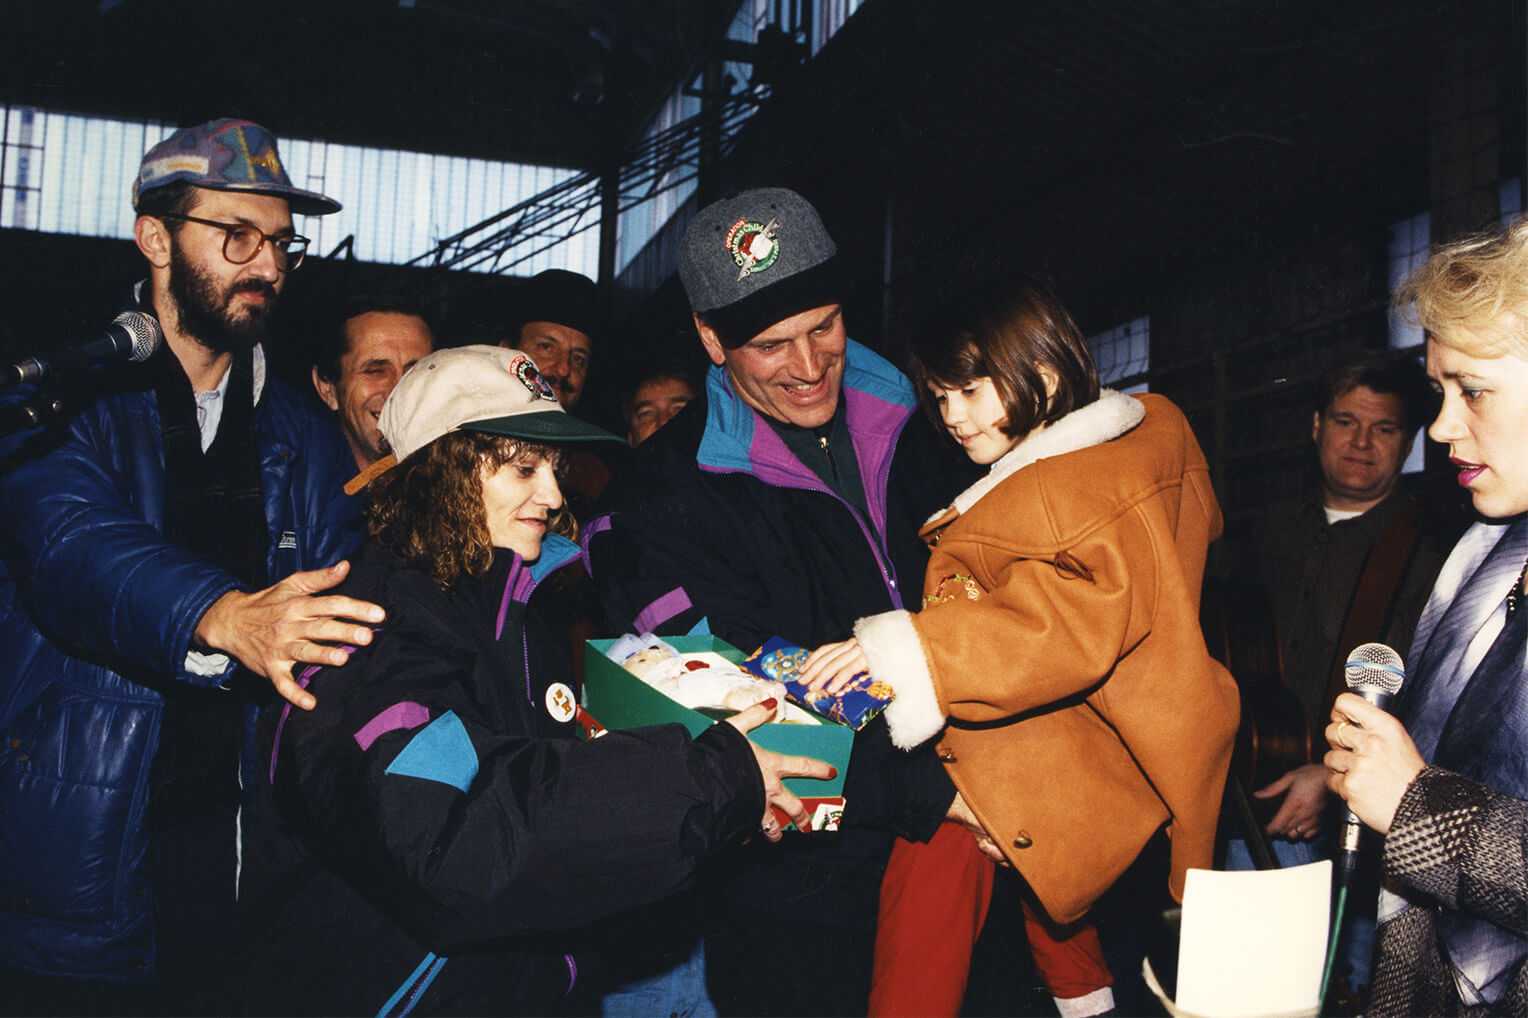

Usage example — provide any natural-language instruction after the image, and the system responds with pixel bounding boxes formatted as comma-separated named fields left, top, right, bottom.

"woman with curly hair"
left=235, top=345, right=830, bottom=1016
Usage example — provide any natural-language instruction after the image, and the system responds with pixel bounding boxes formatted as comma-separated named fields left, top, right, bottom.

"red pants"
left=868, top=823, right=1113, bottom=1017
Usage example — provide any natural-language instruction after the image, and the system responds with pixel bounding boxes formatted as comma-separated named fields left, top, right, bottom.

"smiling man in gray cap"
left=589, top=187, right=974, bottom=1015
left=0, top=118, right=374, bottom=1013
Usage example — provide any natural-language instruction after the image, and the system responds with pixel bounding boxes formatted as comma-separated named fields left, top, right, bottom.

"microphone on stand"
left=3, top=311, right=162, bottom=390
left=1335, top=641, right=1406, bottom=887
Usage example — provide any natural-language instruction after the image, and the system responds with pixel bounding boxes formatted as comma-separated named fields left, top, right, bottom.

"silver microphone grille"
left=114, top=311, right=163, bottom=363
left=1344, top=641, right=1405, bottom=696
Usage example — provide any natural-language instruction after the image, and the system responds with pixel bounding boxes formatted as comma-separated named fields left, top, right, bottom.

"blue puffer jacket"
left=0, top=348, right=359, bottom=982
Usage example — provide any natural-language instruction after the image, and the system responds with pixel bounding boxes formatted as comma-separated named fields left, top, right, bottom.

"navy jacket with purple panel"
left=589, top=338, right=976, bottom=843
left=237, top=535, right=763, bottom=1016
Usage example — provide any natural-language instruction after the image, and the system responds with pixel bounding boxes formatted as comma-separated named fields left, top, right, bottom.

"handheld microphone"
left=4, top=311, right=162, bottom=389
left=1336, top=642, right=1406, bottom=886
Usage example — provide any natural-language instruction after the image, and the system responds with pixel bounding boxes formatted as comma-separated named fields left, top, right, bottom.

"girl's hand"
left=800, top=638, right=871, bottom=694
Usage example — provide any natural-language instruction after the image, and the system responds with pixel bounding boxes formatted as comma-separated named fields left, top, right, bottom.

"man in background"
left=312, top=292, right=435, bottom=471
left=504, top=268, right=597, bottom=411
left=1232, top=350, right=1460, bottom=996
left=622, top=360, right=698, bottom=447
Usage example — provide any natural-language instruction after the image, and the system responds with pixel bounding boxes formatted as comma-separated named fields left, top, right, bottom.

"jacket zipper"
left=700, top=465, right=904, bottom=609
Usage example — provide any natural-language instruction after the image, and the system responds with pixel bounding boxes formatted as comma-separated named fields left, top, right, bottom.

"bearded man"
left=0, top=118, right=379, bottom=1014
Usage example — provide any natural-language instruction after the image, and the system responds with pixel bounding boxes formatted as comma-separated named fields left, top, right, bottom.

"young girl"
left=804, top=276, right=1240, bottom=1016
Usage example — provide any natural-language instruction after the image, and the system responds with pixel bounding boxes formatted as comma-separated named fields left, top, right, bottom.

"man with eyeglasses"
left=0, top=118, right=379, bottom=1014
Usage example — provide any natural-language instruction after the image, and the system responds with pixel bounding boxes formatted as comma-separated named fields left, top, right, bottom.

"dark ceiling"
left=0, top=0, right=738, bottom=167
left=1, top=0, right=1510, bottom=344
left=0, top=0, right=1477, bottom=246
left=680, top=0, right=1478, bottom=342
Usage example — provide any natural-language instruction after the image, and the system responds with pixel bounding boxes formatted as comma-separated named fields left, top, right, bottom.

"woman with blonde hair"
left=1328, top=215, right=1528, bottom=1015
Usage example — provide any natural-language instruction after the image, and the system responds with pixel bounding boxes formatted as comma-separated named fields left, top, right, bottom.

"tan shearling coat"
left=856, top=391, right=1239, bottom=923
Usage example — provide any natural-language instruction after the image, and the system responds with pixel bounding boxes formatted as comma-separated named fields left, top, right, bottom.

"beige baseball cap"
left=344, top=344, right=620, bottom=494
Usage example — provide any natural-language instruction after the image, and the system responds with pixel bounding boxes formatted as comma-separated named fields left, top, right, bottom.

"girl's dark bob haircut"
left=909, top=274, right=1100, bottom=441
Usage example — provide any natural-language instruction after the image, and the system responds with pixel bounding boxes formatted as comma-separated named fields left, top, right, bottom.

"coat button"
left=937, top=749, right=956, bottom=763
left=1012, top=831, right=1033, bottom=849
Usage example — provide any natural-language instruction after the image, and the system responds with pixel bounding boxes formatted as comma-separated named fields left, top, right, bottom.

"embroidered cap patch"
left=725, top=216, right=780, bottom=280
left=511, top=352, right=561, bottom=404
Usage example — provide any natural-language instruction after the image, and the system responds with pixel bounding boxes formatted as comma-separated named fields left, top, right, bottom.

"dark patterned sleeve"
left=1383, top=764, right=1528, bottom=936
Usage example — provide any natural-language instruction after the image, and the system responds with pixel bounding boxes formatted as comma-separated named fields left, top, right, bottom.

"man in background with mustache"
left=504, top=268, right=597, bottom=412
left=0, top=118, right=376, bottom=1014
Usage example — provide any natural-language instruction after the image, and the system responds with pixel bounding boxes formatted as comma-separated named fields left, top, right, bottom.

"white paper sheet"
left=1175, top=861, right=1330, bottom=1017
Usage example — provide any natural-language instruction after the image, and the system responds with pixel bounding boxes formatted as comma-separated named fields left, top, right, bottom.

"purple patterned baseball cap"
left=132, top=118, right=341, bottom=215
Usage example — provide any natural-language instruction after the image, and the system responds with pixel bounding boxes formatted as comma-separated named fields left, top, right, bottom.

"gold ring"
left=1336, top=720, right=1352, bottom=746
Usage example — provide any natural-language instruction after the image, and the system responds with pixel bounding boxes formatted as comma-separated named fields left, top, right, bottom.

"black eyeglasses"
left=159, top=213, right=311, bottom=270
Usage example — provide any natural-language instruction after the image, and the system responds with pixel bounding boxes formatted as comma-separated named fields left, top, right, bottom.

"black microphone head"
left=1344, top=641, right=1405, bottom=696
left=113, top=311, right=163, bottom=363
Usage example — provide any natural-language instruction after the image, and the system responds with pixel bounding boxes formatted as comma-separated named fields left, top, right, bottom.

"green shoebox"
left=583, top=635, right=852, bottom=798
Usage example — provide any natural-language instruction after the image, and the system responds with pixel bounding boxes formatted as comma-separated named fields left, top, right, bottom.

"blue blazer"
left=0, top=352, right=359, bottom=981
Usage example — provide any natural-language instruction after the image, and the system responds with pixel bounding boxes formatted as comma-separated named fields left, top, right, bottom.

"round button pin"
left=545, top=682, right=577, bottom=723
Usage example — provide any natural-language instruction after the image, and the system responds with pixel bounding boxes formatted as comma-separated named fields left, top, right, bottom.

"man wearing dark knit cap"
left=589, top=187, right=974, bottom=1015
left=503, top=268, right=599, bottom=411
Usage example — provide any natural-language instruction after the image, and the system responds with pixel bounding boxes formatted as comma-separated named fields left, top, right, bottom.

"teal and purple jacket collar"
left=498, top=532, right=582, bottom=630
left=696, top=337, right=917, bottom=551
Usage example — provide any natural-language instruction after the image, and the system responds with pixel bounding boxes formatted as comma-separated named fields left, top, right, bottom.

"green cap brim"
left=461, top=410, right=624, bottom=446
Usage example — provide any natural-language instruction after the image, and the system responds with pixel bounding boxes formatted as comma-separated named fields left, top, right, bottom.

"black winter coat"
left=588, top=343, right=975, bottom=880
left=236, top=538, right=762, bottom=1016
left=591, top=350, right=972, bottom=655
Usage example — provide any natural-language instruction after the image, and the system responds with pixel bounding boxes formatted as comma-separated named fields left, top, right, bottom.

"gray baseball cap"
left=678, top=187, right=842, bottom=348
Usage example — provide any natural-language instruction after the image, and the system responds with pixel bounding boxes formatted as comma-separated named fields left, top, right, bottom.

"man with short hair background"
left=1248, top=352, right=1450, bottom=840
left=0, top=118, right=378, bottom=1013
left=1228, top=350, right=1463, bottom=996
left=312, top=293, right=435, bottom=470
left=622, top=362, right=699, bottom=447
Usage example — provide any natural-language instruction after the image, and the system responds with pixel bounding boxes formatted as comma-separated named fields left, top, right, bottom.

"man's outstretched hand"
left=194, top=560, right=384, bottom=710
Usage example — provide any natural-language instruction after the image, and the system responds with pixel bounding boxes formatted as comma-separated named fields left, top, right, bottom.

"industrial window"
left=615, top=0, right=763, bottom=273
left=0, top=104, right=594, bottom=276
left=1087, top=316, right=1150, bottom=394
left=1386, top=210, right=1431, bottom=355
left=1501, top=177, right=1523, bottom=225
left=615, top=0, right=866, bottom=272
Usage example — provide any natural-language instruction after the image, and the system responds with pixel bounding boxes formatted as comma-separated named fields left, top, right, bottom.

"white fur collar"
left=933, top=389, right=1145, bottom=522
